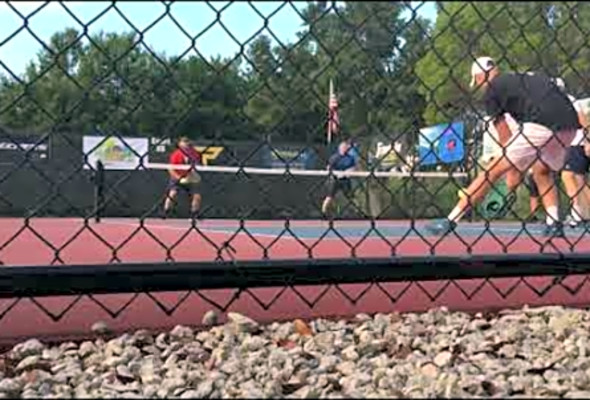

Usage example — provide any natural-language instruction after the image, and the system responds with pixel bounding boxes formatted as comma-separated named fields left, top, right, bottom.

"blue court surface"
left=110, top=219, right=588, bottom=240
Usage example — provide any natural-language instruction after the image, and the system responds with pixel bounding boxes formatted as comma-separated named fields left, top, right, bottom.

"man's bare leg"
left=191, top=194, right=202, bottom=218
left=532, top=160, right=563, bottom=236
left=562, top=170, right=586, bottom=226
left=321, top=196, right=333, bottom=215
left=529, top=196, right=540, bottom=219
left=164, top=189, right=178, bottom=217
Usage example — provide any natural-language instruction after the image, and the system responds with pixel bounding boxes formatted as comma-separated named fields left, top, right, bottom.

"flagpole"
left=328, top=79, right=333, bottom=145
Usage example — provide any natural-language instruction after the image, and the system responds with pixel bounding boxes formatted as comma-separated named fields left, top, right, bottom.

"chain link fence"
left=1, top=1, right=590, bottom=342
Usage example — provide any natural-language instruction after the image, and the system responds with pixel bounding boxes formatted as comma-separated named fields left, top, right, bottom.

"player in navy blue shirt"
left=321, top=140, right=358, bottom=216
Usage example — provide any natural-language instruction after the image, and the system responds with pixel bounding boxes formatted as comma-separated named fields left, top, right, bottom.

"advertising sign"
left=148, top=137, right=225, bottom=166
left=372, top=141, right=402, bottom=170
left=83, top=136, right=149, bottom=170
left=263, top=145, right=318, bottom=170
left=0, top=134, right=49, bottom=165
left=418, top=121, right=465, bottom=166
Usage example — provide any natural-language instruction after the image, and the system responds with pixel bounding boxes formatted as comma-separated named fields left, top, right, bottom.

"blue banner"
left=418, top=121, right=465, bottom=166
left=261, top=145, right=318, bottom=170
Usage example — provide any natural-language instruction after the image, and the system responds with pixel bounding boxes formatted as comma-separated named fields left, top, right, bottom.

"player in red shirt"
left=163, top=136, right=202, bottom=219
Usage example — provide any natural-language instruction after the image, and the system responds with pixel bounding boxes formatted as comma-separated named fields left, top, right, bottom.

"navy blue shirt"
left=328, top=151, right=357, bottom=176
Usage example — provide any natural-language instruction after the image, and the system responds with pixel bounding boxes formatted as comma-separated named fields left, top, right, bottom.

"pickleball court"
left=1, top=216, right=590, bottom=345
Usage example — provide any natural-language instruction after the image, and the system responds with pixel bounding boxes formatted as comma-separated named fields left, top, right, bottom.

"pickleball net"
left=92, top=163, right=471, bottom=221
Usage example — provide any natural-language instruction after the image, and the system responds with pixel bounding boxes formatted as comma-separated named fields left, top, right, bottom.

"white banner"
left=83, top=136, right=149, bottom=170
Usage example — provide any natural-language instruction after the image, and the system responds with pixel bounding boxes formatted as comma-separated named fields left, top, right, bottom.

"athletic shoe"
left=565, top=216, right=581, bottom=228
left=528, top=214, right=541, bottom=223
left=321, top=208, right=334, bottom=221
left=542, top=222, right=565, bottom=238
left=425, top=218, right=457, bottom=235
left=565, top=217, right=590, bottom=230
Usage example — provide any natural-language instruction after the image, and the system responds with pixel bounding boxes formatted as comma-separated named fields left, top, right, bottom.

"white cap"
left=470, top=56, right=496, bottom=87
left=553, top=77, right=566, bottom=90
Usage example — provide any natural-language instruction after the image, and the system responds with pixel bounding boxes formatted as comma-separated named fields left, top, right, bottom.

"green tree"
left=321, top=3, right=428, bottom=134
left=243, top=35, right=282, bottom=133
left=552, top=2, right=590, bottom=97
left=75, top=31, right=161, bottom=136
left=415, top=2, right=571, bottom=125
left=0, top=28, right=85, bottom=130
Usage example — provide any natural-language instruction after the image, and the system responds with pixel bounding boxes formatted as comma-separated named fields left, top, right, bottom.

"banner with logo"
left=83, top=136, right=149, bottom=170
left=262, top=144, right=318, bottom=170
left=148, top=137, right=227, bottom=166
left=418, top=121, right=465, bottom=166
left=0, top=134, right=50, bottom=165
left=372, top=141, right=402, bottom=170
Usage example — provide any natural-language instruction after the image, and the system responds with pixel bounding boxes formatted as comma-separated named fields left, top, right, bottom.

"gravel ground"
left=1, top=306, right=590, bottom=398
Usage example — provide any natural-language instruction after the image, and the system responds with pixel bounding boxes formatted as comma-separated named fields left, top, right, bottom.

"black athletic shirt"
left=483, top=72, right=581, bottom=132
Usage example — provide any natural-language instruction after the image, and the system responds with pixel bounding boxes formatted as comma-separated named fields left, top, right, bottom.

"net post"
left=93, top=160, right=104, bottom=223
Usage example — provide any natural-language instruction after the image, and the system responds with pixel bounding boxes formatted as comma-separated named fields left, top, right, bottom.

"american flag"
left=327, top=79, right=339, bottom=144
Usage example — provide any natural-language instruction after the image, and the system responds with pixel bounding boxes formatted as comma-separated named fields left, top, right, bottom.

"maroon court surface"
left=0, top=217, right=589, bottom=345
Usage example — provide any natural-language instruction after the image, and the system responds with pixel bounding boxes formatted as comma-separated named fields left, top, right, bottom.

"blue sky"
left=0, top=1, right=437, bottom=78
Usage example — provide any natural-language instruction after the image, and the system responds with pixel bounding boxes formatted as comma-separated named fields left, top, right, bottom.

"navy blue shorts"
left=326, top=177, right=352, bottom=197
left=168, top=179, right=199, bottom=195
left=563, top=146, right=590, bottom=176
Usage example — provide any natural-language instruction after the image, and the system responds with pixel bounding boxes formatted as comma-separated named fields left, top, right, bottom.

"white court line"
left=198, top=226, right=548, bottom=238
left=99, top=219, right=405, bottom=241
left=98, top=219, right=317, bottom=241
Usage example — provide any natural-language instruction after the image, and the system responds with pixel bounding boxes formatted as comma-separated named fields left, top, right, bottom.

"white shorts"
left=503, top=123, right=576, bottom=172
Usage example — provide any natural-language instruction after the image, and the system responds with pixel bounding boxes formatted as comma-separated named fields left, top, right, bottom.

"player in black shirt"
left=427, top=56, right=580, bottom=237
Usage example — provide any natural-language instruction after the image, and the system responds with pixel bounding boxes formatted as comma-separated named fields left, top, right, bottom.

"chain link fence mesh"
left=0, top=1, right=590, bottom=336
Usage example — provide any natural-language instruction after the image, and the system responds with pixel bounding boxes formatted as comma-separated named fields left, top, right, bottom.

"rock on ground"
left=0, top=307, right=589, bottom=398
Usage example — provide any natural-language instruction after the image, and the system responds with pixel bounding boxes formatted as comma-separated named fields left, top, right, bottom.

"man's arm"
left=578, top=111, right=590, bottom=157
left=345, top=148, right=359, bottom=172
left=483, top=80, right=510, bottom=149
left=168, top=167, right=183, bottom=181
left=492, top=114, right=513, bottom=147
left=579, top=110, right=589, bottom=132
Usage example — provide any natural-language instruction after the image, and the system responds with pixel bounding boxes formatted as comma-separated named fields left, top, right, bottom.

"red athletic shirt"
left=169, top=147, right=202, bottom=179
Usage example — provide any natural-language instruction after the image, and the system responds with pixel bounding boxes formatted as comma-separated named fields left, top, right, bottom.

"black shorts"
left=168, top=179, right=199, bottom=195
left=524, top=171, right=556, bottom=198
left=563, top=146, right=590, bottom=176
left=326, top=177, right=352, bottom=197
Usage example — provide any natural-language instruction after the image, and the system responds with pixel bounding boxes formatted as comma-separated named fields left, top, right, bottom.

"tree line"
left=0, top=2, right=588, bottom=150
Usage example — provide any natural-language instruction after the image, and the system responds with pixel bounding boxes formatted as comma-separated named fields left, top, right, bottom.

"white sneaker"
left=565, top=216, right=582, bottom=228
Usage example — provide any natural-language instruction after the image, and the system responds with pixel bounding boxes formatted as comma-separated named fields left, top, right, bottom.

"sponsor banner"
left=0, top=134, right=50, bottom=164
left=263, top=145, right=318, bottom=170
left=148, top=137, right=226, bottom=166
left=83, top=136, right=149, bottom=170
left=372, top=141, right=402, bottom=170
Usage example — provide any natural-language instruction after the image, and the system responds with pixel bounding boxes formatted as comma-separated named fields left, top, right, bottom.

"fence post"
left=93, top=160, right=104, bottom=223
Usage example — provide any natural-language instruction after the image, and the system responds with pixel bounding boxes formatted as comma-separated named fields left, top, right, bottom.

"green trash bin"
left=479, top=179, right=512, bottom=220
